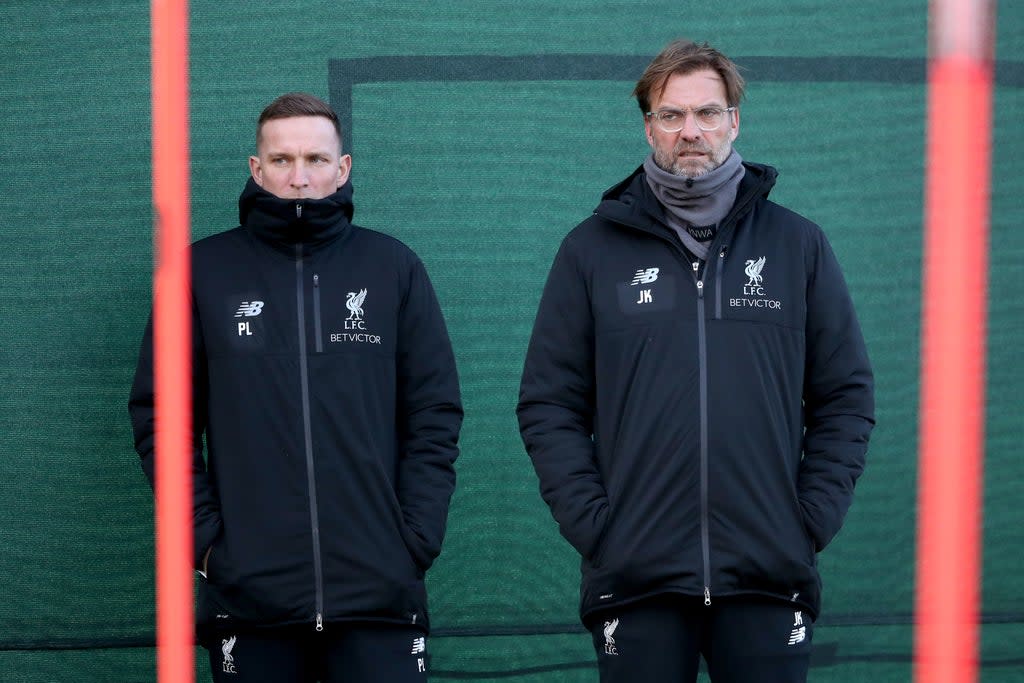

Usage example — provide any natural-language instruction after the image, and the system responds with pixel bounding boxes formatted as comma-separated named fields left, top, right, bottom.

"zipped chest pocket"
left=312, top=274, right=323, bottom=353
left=712, top=248, right=804, bottom=329
left=309, top=272, right=396, bottom=355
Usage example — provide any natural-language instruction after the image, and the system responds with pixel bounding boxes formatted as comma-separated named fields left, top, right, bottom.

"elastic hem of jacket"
left=196, top=613, right=431, bottom=638
left=580, top=586, right=819, bottom=627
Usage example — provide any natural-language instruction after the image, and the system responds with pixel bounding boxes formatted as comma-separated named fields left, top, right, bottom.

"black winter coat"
left=130, top=179, right=462, bottom=635
left=517, top=162, right=873, bottom=623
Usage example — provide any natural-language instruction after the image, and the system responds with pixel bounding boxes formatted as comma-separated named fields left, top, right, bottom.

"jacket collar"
left=238, top=177, right=355, bottom=252
left=594, top=160, right=778, bottom=237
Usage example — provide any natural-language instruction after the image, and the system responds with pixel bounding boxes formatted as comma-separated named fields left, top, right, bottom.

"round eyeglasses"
left=646, top=107, right=736, bottom=132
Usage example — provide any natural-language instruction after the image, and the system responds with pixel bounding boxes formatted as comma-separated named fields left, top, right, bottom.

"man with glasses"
left=517, top=40, right=874, bottom=682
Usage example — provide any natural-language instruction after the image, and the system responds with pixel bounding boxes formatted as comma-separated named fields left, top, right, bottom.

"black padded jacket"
left=517, top=162, right=873, bottom=623
left=130, top=179, right=462, bottom=635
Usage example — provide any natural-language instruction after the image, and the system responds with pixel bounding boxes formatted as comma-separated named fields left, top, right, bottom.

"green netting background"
left=1, top=1, right=1021, bottom=681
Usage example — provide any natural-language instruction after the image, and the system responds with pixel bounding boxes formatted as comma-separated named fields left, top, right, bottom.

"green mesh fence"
left=1, top=1, right=1022, bottom=681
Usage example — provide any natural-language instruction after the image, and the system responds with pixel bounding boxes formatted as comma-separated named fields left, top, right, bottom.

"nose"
left=679, top=112, right=703, bottom=139
left=289, top=161, right=309, bottom=188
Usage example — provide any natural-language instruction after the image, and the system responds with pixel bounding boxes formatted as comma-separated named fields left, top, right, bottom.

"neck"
left=644, top=150, right=744, bottom=255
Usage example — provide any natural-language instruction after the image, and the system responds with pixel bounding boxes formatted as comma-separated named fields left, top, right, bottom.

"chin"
left=673, top=165, right=708, bottom=179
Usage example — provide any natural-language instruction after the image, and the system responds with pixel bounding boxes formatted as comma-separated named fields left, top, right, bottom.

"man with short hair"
left=517, top=40, right=874, bottom=682
left=130, top=92, right=462, bottom=682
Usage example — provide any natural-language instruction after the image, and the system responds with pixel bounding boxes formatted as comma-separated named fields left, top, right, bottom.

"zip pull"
left=692, top=261, right=699, bottom=273
left=704, top=587, right=711, bottom=606
left=316, top=613, right=324, bottom=632
left=296, top=202, right=303, bottom=218
left=313, top=274, right=319, bottom=288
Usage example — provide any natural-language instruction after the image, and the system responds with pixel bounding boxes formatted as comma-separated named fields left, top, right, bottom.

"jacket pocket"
left=398, top=523, right=430, bottom=576
left=203, top=537, right=222, bottom=584
left=588, top=511, right=614, bottom=569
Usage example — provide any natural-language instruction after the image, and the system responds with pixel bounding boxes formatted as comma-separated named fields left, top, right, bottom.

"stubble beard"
left=654, top=140, right=731, bottom=180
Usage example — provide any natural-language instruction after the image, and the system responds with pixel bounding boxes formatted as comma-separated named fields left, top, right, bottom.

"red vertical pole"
left=151, top=1, right=193, bottom=682
left=914, top=1, right=994, bottom=682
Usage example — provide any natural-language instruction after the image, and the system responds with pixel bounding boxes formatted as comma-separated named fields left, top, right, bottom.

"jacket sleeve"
left=517, top=237, right=609, bottom=561
left=798, top=232, right=875, bottom=552
left=394, top=258, right=463, bottom=572
left=128, top=299, right=222, bottom=570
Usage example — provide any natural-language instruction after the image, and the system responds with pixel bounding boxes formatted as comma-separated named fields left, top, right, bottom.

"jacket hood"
left=238, top=177, right=355, bottom=250
left=594, top=161, right=779, bottom=234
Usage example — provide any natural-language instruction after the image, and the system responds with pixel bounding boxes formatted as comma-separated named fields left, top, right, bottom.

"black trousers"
left=203, top=622, right=429, bottom=683
left=589, top=595, right=814, bottom=683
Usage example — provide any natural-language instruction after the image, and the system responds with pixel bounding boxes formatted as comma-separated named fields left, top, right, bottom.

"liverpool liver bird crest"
left=744, top=256, right=766, bottom=286
left=346, top=289, right=367, bottom=320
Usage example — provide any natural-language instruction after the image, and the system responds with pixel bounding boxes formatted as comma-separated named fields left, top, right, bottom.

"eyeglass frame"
left=645, top=106, right=737, bottom=133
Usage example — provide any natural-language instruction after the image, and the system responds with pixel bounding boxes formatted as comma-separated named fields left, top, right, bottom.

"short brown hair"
left=633, top=40, right=745, bottom=112
left=256, top=92, right=343, bottom=151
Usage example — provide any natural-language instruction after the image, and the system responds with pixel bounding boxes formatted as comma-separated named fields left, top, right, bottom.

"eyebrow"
left=266, top=150, right=333, bottom=158
left=657, top=102, right=726, bottom=111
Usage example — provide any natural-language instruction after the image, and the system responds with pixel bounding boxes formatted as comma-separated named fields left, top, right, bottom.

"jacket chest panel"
left=313, top=272, right=398, bottom=355
left=590, top=254, right=697, bottom=332
left=715, top=241, right=806, bottom=330
left=196, top=263, right=398, bottom=357
left=586, top=233, right=807, bottom=333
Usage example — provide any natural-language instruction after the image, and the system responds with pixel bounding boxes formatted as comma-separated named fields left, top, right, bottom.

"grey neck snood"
left=644, top=150, right=744, bottom=260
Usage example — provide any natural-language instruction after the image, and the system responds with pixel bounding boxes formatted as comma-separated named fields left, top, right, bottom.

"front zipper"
left=295, top=242, right=325, bottom=631
left=693, top=265, right=712, bottom=606
left=604, top=202, right=758, bottom=609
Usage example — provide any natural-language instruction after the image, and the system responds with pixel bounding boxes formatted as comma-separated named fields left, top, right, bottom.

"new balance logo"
left=630, top=267, right=659, bottom=285
left=234, top=301, right=264, bottom=317
left=788, top=611, right=806, bottom=645
left=412, top=635, right=427, bottom=673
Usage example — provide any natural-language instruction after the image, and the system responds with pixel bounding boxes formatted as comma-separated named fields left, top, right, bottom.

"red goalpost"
left=914, top=1, right=994, bottom=682
left=151, top=0, right=193, bottom=681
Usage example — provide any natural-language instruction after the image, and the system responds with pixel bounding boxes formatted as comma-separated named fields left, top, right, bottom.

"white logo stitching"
left=331, top=288, right=381, bottom=344
left=234, top=301, right=264, bottom=317
left=221, top=635, right=238, bottom=674
left=788, top=611, right=806, bottom=645
left=603, top=618, right=619, bottom=656
left=411, top=637, right=426, bottom=655
left=345, top=289, right=367, bottom=320
left=731, top=256, right=782, bottom=310
left=630, top=267, right=659, bottom=285
left=744, top=256, right=766, bottom=286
